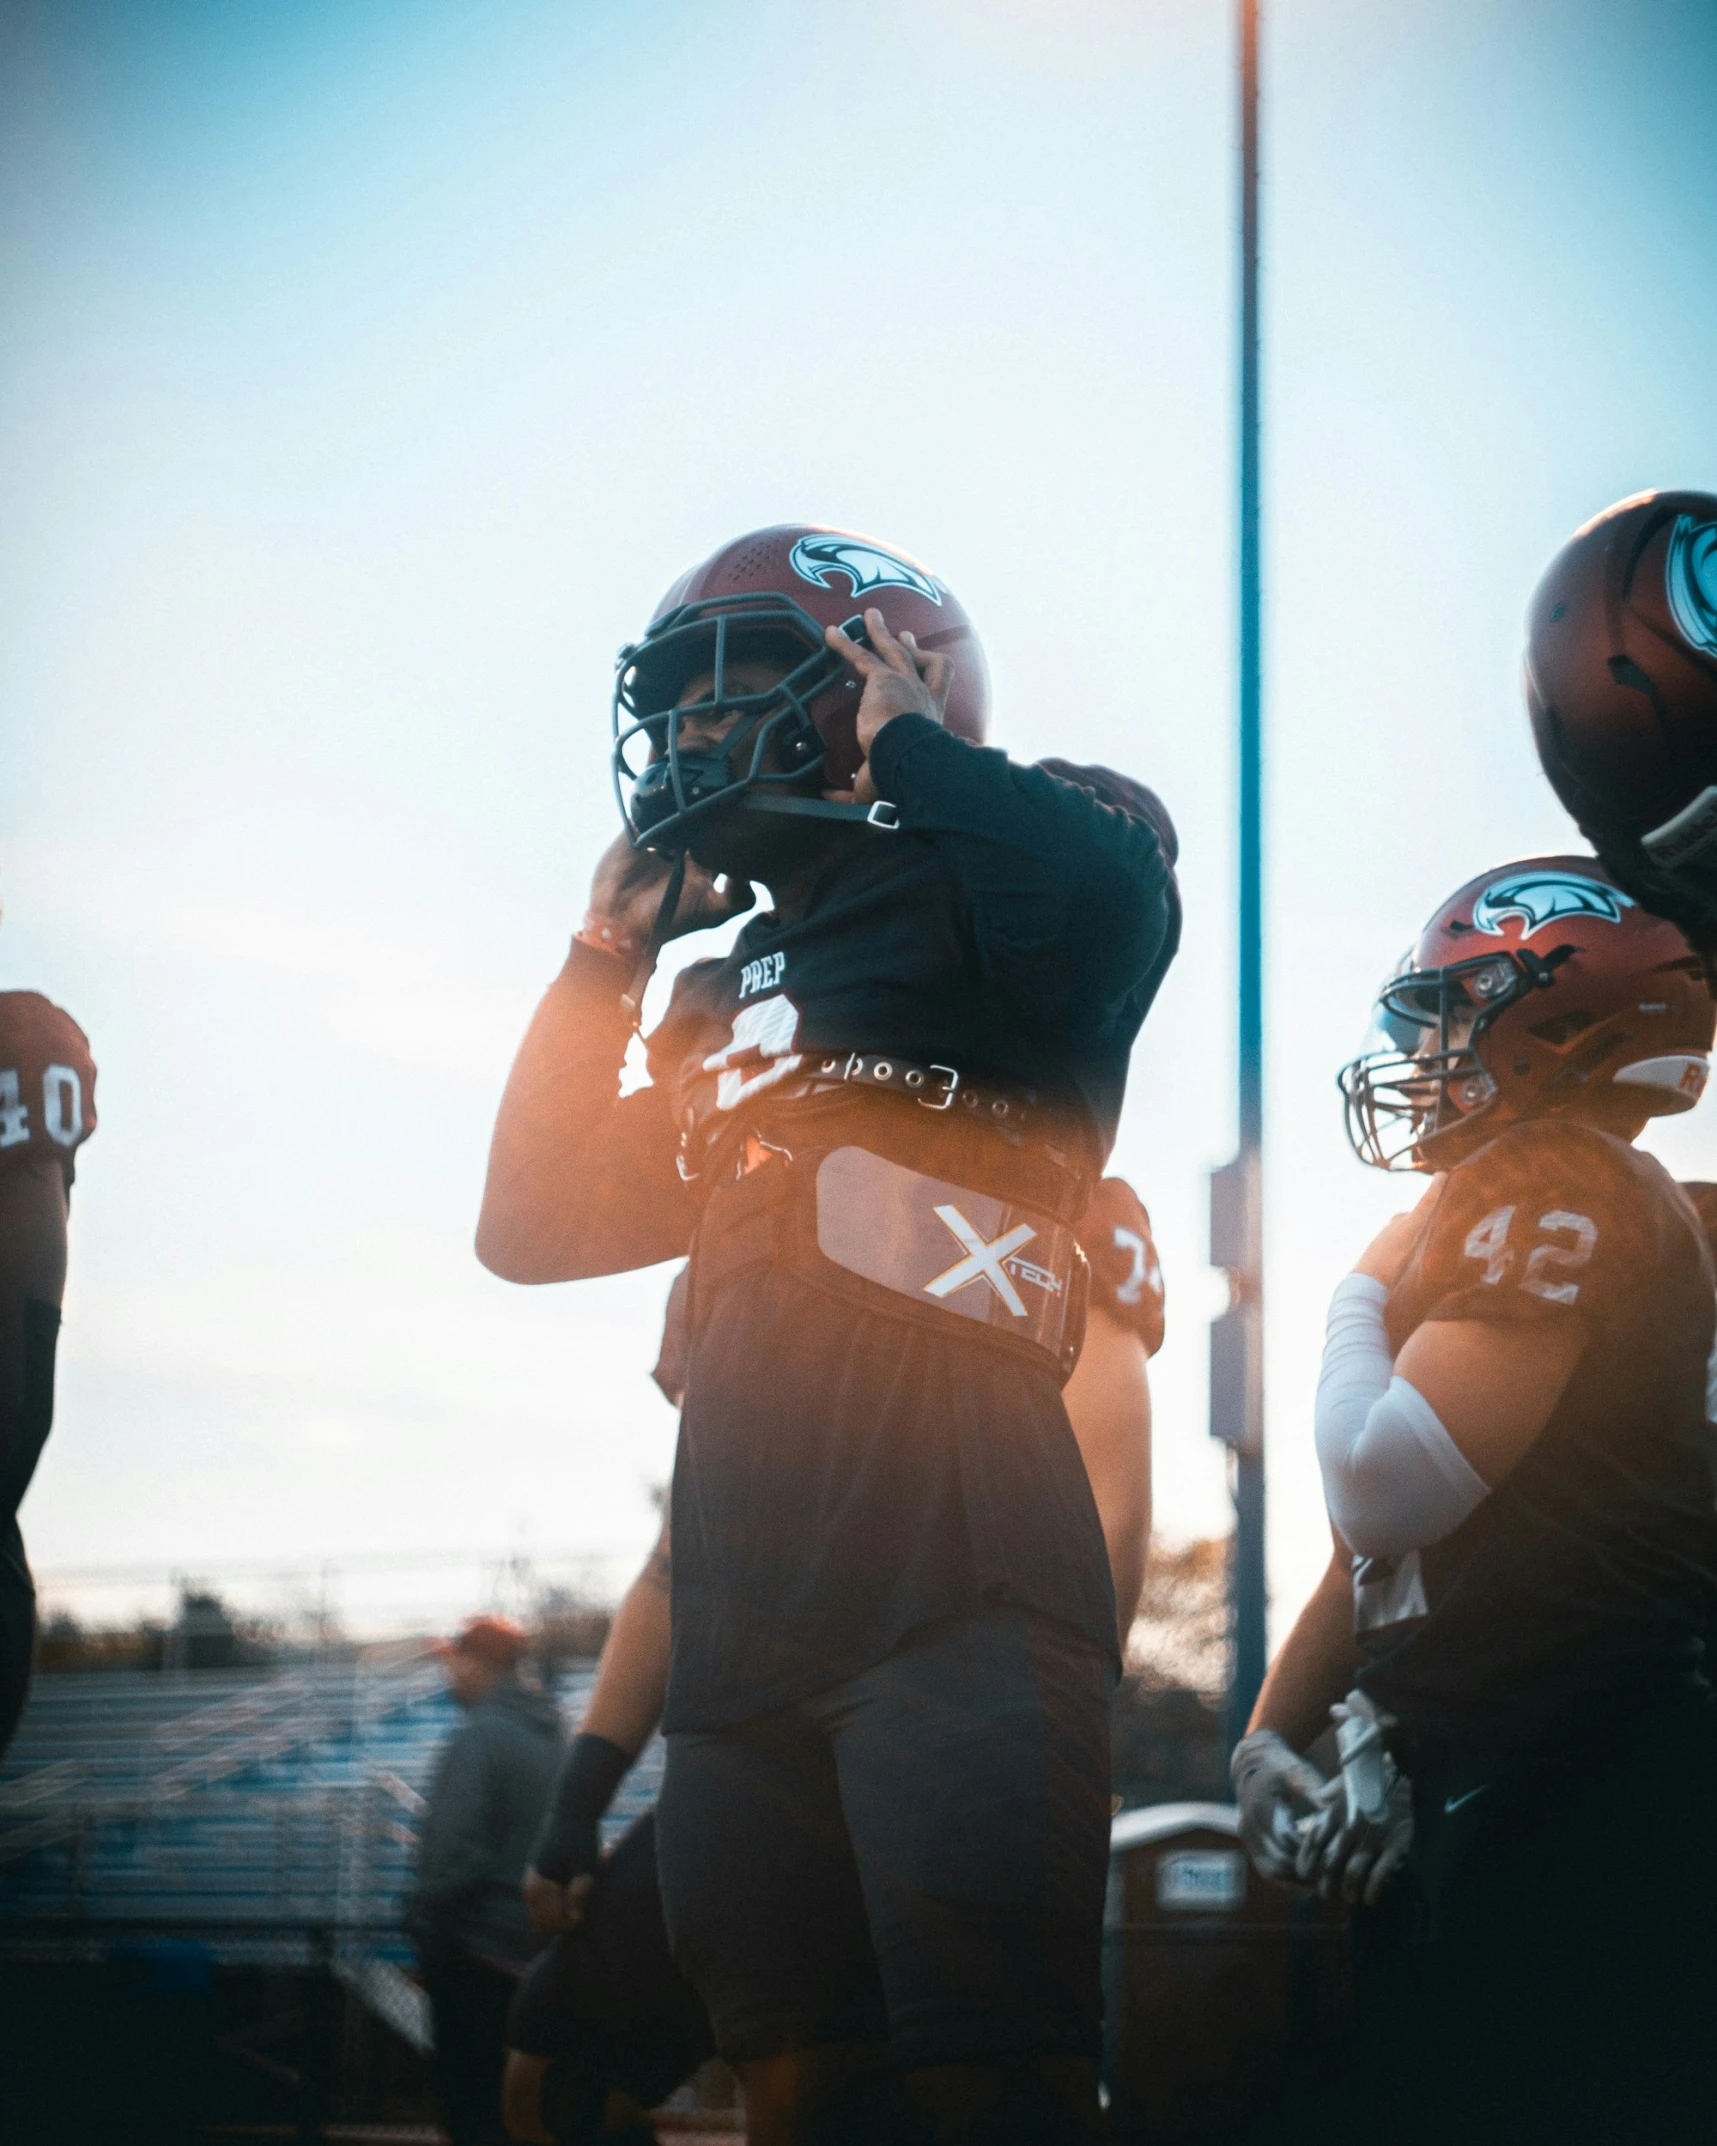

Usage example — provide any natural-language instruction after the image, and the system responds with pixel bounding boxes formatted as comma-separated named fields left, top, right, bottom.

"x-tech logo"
left=923, top=1204, right=1035, bottom=1319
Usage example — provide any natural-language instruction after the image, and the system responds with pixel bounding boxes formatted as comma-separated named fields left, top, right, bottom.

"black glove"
left=529, top=1732, right=632, bottom=1883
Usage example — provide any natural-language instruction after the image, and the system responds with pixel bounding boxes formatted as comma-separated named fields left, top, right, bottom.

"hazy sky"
left=3, top=0, right=1716, bottom=1639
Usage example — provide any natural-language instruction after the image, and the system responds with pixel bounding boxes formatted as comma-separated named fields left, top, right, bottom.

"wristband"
left=529, top=1731, right=633, bottom=1883
left=573, top=913, right=644, bottom=966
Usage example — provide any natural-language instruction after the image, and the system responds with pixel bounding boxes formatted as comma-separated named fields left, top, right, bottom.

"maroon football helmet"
left=1526, top=491, right=1717, bottom=941
left=612, top=524, right=989, bottom=849
left=1340, top=855, right=1714, bottom=1170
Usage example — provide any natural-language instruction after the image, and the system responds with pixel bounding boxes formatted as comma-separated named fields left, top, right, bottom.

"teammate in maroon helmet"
left=1526, top=489, right=1717, bottom=944
left=1235, top=855, right=1717, bottom=2145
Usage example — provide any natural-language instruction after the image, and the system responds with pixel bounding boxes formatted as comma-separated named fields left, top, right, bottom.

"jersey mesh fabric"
left=1356, top=1120, right=1717, bottom=1753
left=541, top=720, right=1179, bottom=1732
left=0, top=994, right=96, bottom=1189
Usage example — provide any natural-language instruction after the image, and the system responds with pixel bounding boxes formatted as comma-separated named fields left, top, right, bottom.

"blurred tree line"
left=29, top=1543, right=1233, bottom=1809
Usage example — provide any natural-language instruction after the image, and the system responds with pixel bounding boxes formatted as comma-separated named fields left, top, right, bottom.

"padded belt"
left=692, top=1144, right=1087, bottom=1381
left=805, top=1051, right=1040, bottom=1131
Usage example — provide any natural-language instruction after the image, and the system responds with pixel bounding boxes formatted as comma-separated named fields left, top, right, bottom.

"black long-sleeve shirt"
left=533, top=717, right=1180, bottom=1726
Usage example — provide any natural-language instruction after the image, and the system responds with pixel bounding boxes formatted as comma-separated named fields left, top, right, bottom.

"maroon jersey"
left=1077, top=1175, right=1165, bottom=1357
left=0, top=993, right=97, bottom=1188
left=1355, top=1120, right=1717, bottom=1752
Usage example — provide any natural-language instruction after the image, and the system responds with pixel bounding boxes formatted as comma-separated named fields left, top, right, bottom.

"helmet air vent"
left=728, top=541, right=776, bottom=583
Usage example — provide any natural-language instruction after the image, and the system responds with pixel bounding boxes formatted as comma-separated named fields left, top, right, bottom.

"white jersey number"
left=702, top=996, right=804, bottom=1112
left=1464, top=1202, right=1597, bottom=1305
left=0, top=1064, right=83, bottom=1151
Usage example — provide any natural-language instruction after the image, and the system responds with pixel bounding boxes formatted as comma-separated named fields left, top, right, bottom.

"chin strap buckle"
left=1517, top=943, right=1577, bottom=991
left=919, top=1064, right=960, bottom=1112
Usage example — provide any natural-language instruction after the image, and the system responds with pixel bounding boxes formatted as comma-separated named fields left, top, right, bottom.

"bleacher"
left=0, top=1655, right=661, bottom=1971
left=0, top=1658, right=703, bottom=2134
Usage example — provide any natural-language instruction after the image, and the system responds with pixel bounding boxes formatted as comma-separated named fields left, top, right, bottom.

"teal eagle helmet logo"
left=1667, top=513, right=1717, bottom=657
left=1471, top=869, right=1634, bottom=937
left=788, top=534, right=943, bottom=606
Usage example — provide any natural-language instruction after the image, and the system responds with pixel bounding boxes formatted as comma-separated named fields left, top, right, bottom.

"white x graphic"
left=923, top=1204, right=1036, bottom=1319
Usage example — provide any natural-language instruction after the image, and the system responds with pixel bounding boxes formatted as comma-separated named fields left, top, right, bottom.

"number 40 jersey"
left=0, top=993, right=97, bottom=1190
left=1354, top=1117, right=1717, bottom=1754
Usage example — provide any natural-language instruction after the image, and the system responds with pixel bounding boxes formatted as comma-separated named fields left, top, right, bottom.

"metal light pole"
left=1210, top=0, right=1266, bottom=1753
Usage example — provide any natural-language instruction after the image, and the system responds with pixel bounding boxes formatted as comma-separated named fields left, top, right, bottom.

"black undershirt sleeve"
left=867, top=714, right=1181, bottom=1027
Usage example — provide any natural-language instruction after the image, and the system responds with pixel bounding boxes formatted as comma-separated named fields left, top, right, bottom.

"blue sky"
left=3, top=0, right=1715, bottom=1637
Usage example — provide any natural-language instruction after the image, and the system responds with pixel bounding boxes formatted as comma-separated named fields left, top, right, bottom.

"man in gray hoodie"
left=409, top=1615, right=563, bottom=2146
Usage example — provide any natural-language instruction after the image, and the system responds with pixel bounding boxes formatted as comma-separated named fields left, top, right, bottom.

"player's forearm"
left=1095, top=1372, right=1151, bottom=1642
left=1107, top=1505, right=1149, bottom=1647
left=1063, top=1309, right=1152, bottom=1638
left=578, top=1534, right=672, bottom=1755
left=1247, top=1547, right=1360, bottom=1751
left=868, top=717, right=1178, bottom=986
left=476, top=946, right=692, bottom=1282
left=1118, top=1369, right=1151, bottom=1636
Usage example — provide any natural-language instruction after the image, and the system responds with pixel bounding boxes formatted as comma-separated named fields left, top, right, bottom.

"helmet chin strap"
left=621, top=850, right=687, bottom=1026
left=618, top=791, right=896, bottom=1023
left=745, top=793, right=900, bottom=829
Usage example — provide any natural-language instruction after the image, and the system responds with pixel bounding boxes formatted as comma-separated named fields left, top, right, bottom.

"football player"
left=0, top=984, right=97, bottom=1757
left=1233, top=855, right=1717, bottom=2144
left=502, top=1183, right=1166, bottom=2145
left=1526, top=488, right=1717, bottom=945
left=478, top=524, right=1180, bottom=2145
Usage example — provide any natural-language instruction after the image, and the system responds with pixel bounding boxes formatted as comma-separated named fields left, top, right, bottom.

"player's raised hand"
left=826, top=608, right=954, bottom=794
left=586, top=828, right=753, bottom=952
left=1352, top=1174, right=1448, bottom=1289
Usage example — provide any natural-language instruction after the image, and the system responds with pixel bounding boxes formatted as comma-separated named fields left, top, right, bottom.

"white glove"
left=1230, top=1728, right=1329, bottom=1887
left=1296, top=1689, right=1413, bottom=1906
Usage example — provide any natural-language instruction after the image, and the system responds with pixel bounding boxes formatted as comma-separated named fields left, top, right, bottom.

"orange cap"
left=435, top=1614, right=526, bottom=1668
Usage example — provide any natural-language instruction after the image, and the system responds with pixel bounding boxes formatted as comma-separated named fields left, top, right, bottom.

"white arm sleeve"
left=1314, top=1273, right=1490, bottom=1559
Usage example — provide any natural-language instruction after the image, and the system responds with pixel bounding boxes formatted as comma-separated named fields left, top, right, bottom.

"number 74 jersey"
left=0, top=993, right=97, bottom=1188
left=1356, top=1116, right=1717, bottom=1750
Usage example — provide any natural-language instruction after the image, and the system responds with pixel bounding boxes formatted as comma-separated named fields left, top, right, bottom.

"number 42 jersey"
left=1355, top=1119, right=1717, bottom=1754
left=0, top=993, right=96, bottom=1190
